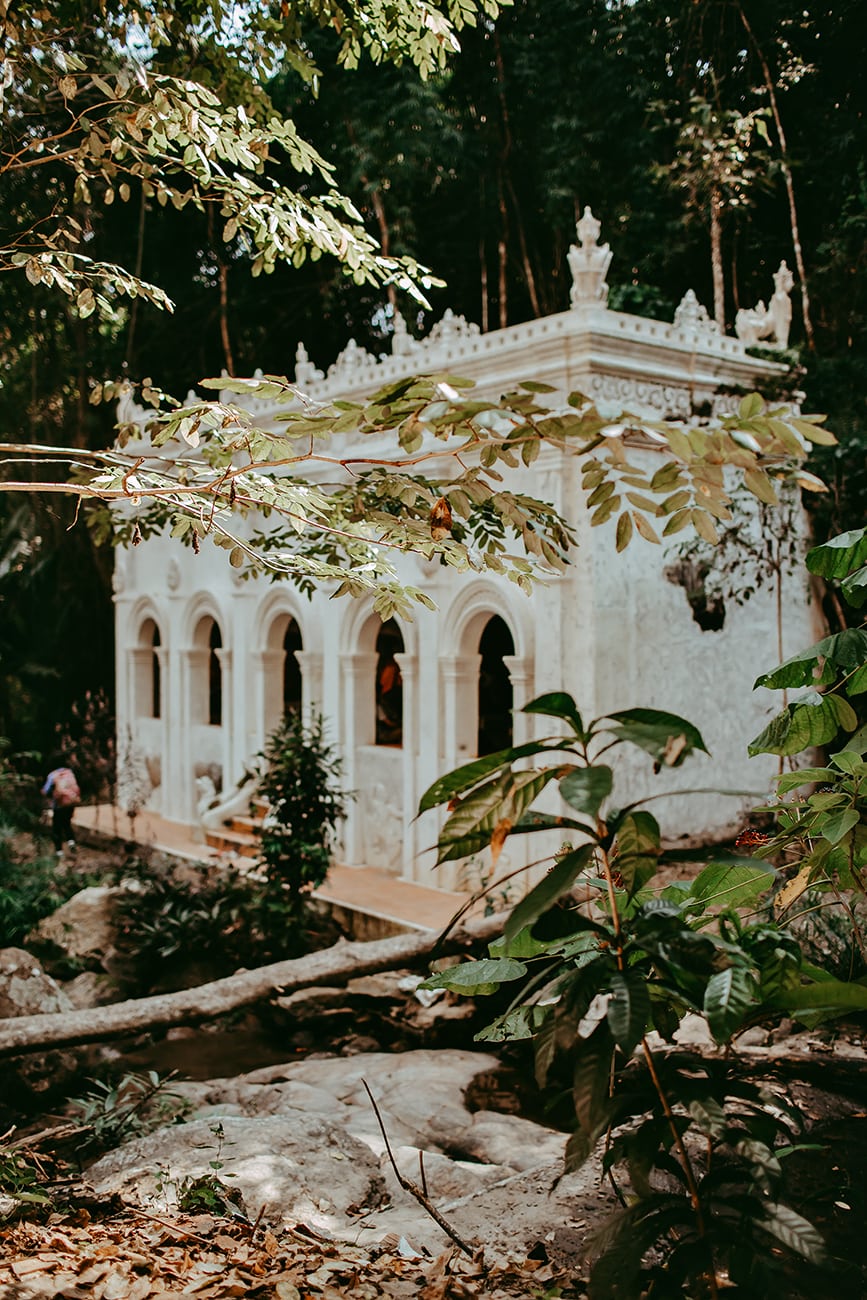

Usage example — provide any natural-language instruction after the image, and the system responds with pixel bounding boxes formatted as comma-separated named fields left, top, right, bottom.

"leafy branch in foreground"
left=419, top=655, right=864, bottom=1292
left=0, top=375, right=832, bottom=616
left=2, top=1, right=497, bottom=310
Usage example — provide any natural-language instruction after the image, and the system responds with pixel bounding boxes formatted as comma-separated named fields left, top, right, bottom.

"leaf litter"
left=0, top=1205, right=583, bottom=1298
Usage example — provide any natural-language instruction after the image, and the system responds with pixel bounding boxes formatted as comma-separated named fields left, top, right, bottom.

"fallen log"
left=0, top=912, right=505, bottom=1059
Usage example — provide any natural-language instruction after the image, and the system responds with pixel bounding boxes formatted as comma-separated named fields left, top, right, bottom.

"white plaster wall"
left=113, top=285, right=817, bottom=889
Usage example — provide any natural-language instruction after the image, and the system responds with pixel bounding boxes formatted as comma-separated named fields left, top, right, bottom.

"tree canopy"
left=1, top=0, right=864, bottom=747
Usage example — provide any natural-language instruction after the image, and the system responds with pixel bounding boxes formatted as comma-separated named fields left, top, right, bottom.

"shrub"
left=256, top=712, right=349, bottom=914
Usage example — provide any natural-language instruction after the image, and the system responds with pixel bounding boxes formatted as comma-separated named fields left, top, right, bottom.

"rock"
left=442, top=1110, right=567, bottom=1172
left=29, top=886, right=125, bottom=971
left=0, top=948, right=78, bottom=1098
left=0, top=948, right=72, bottom=1020
left=85, top=1113, right=388, bottom=1229
left=61, top=970, right=119, bottom=1009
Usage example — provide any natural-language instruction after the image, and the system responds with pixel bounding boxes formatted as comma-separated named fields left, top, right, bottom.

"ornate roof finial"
left=568, top=207, right=612, bottom=307
left=294, top=341, right=323, bottom=389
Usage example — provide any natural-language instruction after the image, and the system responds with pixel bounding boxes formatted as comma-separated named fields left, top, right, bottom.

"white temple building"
left=113, top=212, right=818, bottom=889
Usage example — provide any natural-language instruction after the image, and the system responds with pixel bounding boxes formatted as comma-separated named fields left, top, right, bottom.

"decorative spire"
left=294, top=342, right=323, bottom=389
left=568, top=207, right=612, bottom=307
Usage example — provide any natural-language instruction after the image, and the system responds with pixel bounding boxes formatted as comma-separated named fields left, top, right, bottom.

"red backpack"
left=53, top=768, right=80, bottom=807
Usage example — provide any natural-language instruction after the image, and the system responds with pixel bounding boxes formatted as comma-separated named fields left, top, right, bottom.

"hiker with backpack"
left=42, top=757, right=80, bottom=853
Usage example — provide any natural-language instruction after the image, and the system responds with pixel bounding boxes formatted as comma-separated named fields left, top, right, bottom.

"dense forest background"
left=1, top=0, right=865, bottom=755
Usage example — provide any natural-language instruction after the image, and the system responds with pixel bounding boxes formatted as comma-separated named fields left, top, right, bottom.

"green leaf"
left=758, top=1203, right=826, bottom=1264
left=606, top=970, right=650, bottom=1055
left=612, top=810, right=661, bottom=896
left=422, top=957, right=527, bottom=996
left=604, top=708, right=708, bottom=766
left=748, top=693, right=858, bottom=757
left=572, top=1025, right=614, bottom=1139
left=503, top=845, right=595, bottom=943
left=739, top=393, right=764, bottom=420
left=689, top=860, right=776, bottom=910
left=806, top=527, right=867, bottom=606
left=615, top=510, right=633, bottom=552
left=704, top=966, right=757, bottom=1042
left=475, top=1004, right=550, bottom=1043
left=754, top=629, right=867, bottom=690
left=768, top=978, right=867, bottom=1020
left=522, top=692, right=586, bottom=738
left=774, top=766, right=837, bottom=793
left=418, top=739, right=566, bottom=811
left=559, top=765, right=612, bottom=819
left=819, top=808, right=860, bottom=844
left=435, top=768, right=558, bottom=864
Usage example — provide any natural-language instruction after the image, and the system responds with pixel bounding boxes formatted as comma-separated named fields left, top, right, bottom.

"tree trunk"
left=737, top=2, right=815, bottom=349
left=0, top=913, right=504, bottom=1059
left=710, top=187, right=725, bottom=331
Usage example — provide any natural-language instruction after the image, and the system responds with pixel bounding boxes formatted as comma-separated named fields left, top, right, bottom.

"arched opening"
left=283, top=618, right=303, bottom=715
left=478, top=615, right=514, bottom=755
left=375, top=618, right=404, bottom=746
left=135, top=617, right=162, bottom=719
left=151, top=624, right=161, bottom=719
left=208, top=622, right=222, bottom=726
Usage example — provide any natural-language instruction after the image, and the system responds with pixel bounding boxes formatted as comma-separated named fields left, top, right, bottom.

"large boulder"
left=108, top=1049, right=609, bottom=1266
left=0, top=948, right=78, bottom=1099
left=86, top=1113, right=388, bottom=1230
left=28, top=885, right=124, bottom=972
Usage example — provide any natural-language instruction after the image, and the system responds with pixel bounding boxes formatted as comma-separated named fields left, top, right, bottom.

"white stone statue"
left=427, top=307, right=480, bottom=346
left=568, top=207, right=612, bottom=307
left=328, top=337, right=374, bottom=382
left=391, top=311, right=421, bottom=358
left=673, top=289, right=719, bottom=337
left=294, top=342, right=323, bottom=390
left=735, top=261, right=794, bottom=348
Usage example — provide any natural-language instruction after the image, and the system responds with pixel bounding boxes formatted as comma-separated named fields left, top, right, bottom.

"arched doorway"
left=282, top=617, right=303, bottom=715
left=477, top=615, right=515, bottom=755
left=375, top=618, right=404, bottom=746
left=208, top=622, right=222, bottom=726
left=135, top=617, right=162, bottom=719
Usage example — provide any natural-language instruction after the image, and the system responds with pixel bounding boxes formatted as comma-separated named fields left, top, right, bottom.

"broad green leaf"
left=704, top=965, right=757, bottom=1042
left=489, top=927, right=553, bottom=959
left=768, top=977, right=867, bottom=1020
left=748, top=693, right=858, bottom=757
left=572, top=1025, right=614, bottom=1140
left=687, top=1095, right=727, bottom=1138
left=615, top=510, right=633, bottom=551
left=503, top=844, right=595, bottom=943
left=774, top=766, right=837, bottom=793
left=522, top=692, right=586, bottom=738
left=435, top=768, right=558, bottom=864
left=418, top=739, right=564, bottom=811
left=819, top=808, right=860, bottom=844
left=604, top=708, right=708, bottom=766
left=612, top=810, right=661, bottom=896
left=739, top=393, right=764, bottom=420
left=559, top=765, right=612, bottom=819
left=758, top=1203, right=826, bottom=1264
left=606, top=970, right=650, bottom=1055
left=422, top=957, right=527, bottom=996
left=475, top=1004, right=550, bottom=1043
left=754, top=629, right=867, bottom=690
left=806, top=527, right=867, bottom=606
left=830, top=750, right=867, bottom=775
left=689, top=860, right=776, bottom=910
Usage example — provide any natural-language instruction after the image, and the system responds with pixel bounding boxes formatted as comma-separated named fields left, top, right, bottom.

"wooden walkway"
left=74, top=804, right=472, bottom=935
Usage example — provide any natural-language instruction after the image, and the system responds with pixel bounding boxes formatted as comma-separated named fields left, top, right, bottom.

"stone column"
left=440, top=654, right=481, bottom=768
left=294, top=649, right=324, bottom=722
left=253, top=649, right=285, bottom=753
left=339, top=651, right=378, bottom=862
left=181, top=647, right=208, bottom=821
left=503, top=654, right=533, bottom=747
left=215, top=647, right=233, bottom=795
left=393, top=651, right=417, bottom=876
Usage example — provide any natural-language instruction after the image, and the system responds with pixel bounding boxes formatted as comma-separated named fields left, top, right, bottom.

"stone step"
left=204, top=826, right=259, bottom=856
left=227, top=814, right=262, bottom=836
